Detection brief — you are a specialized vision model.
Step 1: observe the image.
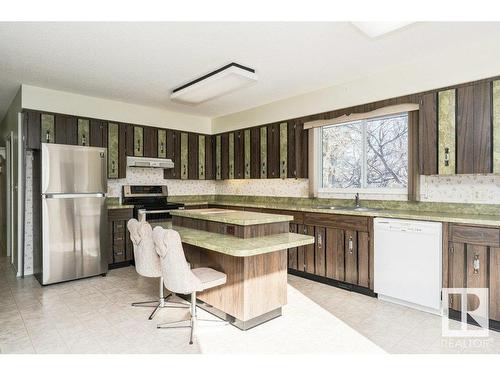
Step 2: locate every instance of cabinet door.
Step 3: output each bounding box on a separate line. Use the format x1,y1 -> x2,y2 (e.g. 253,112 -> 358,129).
143,127 -> 158,158
221,133 -> 229,180
90,120 -> 107,147
260,126 -> 267,178
457,85 -> 474,174
296,224 -> 306,272
215,135 -> 222,180
188,133 -> 198,180
158,129 -> 167,158
419,93 -> 438,175
250,127 -> 260,178
288,223 -> 298,270
41,113 -> 55,144
314,226 -> 326,277
472,81 -> 492,174
133,126 -> 144,156
357,231 -> 370,288
448,242 -> 465,311
344,230 -> 358,285
234,130 -> 244,179
466,245 -> 488,312
107,122 -> 119,179
77,119 -> 90,146
326,228 -> 344,281
26,111 -> 41,149
228,132 -> 235,179
267,123 -> 280,178
279,122 -> 288,179
438,89 -> 456,175
198,135 -> 205,180
305,225 -> 315,274
180,132 -> 189,180
205,135 -> 214,180
244,129 -> 251,179
55,115 -> 77,145
490,247 -> 500,321
164,130 -> 180,179
493,80 -> 500,173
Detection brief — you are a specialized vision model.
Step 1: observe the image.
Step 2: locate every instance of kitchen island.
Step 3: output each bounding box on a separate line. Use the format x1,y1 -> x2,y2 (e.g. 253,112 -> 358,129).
158,208 -> 315,330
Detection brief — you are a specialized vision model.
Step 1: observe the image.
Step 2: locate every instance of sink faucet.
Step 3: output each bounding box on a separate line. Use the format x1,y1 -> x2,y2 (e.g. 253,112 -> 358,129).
355,193 -> 360,208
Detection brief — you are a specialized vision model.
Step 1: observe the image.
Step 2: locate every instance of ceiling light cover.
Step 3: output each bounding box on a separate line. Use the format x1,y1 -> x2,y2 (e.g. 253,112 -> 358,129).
171,63 -> 258,104
352,22 -> 414,38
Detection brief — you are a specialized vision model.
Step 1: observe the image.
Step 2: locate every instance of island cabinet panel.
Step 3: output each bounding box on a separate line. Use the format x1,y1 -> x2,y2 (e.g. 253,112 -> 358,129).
250,127 -> 261,178
325,228 -> 345,281
234,130 -> 245,179
89,119 -> 107,148
314,227 -> 326,277
221,133 -> 229,180
215,135 -> 222,180
164,130 -> 181,179
158,129 -> 167,158
418,92 -> 438,175
143,126 -> 158,158
267,123 -> 280,178
490,248 -> 500,321
55,114 -> 78,145
244,129 -> 251,179
288,223 -> 298,270
133,126 -> 144,157
77,119 -> 90,146
180,132 -> 189,180
188,133 -> 198,180
344,230 -> 358,285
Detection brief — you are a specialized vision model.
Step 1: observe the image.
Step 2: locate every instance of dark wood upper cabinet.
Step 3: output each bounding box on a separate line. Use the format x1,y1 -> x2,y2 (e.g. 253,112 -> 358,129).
250,127 -> 260,178
55,115 -> 78,145
267,123 -> 280,178
287,120 -> 308,178
25,110 -> 41,150
205,135 -> 214,180
457,85 -> 475,174
90,119 -> 107,148
419,92 -> 438,175
125,124 -> 134,156
143,126 -> 158,158
188,133 -> 199,180
164,130 -> 180,179
118,123 -> 127,178
133,126 -> 144,157
221,133 -> 229,180
234,130 -> 245,179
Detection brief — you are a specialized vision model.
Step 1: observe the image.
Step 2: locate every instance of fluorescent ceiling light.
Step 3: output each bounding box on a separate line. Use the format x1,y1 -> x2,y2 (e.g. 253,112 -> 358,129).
171,63 -> 258,104
351,22 -> 414,38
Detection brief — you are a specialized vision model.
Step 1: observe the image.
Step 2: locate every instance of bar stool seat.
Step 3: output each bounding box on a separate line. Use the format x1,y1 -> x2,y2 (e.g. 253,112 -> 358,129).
191,268 -> 226,290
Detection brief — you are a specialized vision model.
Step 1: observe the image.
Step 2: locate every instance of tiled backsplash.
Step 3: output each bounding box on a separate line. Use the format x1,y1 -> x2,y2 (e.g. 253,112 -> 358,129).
107,167 -> 500,204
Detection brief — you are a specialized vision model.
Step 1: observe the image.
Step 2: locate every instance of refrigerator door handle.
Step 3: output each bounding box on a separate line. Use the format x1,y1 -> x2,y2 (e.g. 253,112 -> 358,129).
42,193 -> 106,199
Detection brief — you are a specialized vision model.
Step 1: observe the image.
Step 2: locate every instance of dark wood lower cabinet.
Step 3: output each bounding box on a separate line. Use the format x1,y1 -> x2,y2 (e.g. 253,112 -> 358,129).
107,208 -> 134,268
314,227 -> 326,277
344,230 -> 358,285
326,228 -> 344,281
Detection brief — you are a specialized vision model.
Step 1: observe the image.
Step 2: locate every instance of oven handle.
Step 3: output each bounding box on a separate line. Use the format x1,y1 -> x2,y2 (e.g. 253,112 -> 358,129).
137,208 -> 182,222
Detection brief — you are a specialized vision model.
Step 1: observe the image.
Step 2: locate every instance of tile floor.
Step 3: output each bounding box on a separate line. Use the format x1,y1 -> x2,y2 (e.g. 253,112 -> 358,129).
1,257 -> 499,354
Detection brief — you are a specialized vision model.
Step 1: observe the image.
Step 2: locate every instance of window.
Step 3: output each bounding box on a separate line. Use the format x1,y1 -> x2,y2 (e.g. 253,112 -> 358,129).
319,113 -> 408,194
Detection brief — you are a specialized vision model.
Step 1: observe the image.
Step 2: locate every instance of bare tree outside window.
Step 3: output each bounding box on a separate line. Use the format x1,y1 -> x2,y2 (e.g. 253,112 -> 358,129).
321,114 -> 408,191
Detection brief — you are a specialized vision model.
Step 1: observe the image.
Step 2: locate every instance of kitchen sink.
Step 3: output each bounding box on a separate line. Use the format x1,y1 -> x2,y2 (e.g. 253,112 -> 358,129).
320,206 -> 377,212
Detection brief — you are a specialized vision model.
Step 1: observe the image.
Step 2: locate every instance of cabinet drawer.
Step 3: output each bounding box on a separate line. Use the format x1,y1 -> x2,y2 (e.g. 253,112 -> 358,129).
113,221 -> 125,233
450,224 -> 500,247
113,246 -> 126,262
304,212 -> 368,232
260,208 -> 304,224
108,208 -> 133,222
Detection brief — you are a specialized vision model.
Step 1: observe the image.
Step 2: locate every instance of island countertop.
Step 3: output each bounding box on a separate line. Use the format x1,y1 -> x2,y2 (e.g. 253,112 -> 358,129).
170,208 -> 294,226
154,221 -> 314,257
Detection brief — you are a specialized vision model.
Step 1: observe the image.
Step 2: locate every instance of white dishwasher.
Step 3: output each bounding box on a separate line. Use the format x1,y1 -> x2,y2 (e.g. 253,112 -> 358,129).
374,218 -> 442,315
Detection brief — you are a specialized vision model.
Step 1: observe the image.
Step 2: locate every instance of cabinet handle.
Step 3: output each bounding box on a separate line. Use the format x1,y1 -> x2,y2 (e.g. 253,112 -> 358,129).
115,236 -> 123,241
46,130 -> 51,143
111,160 -> 116,174
348,236 -> 353,254
183,165 -> 186,175
82,134 -> 86,146
317,234 -> 322,247
444,147 -> 450,167
473,254 -> 480,274
246,163 -> 249,176
282,160 -> 286,178
160,142 -> 164,153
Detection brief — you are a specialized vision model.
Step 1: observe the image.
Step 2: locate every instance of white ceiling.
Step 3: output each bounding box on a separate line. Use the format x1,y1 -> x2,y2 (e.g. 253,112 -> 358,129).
1,22 -> 500,121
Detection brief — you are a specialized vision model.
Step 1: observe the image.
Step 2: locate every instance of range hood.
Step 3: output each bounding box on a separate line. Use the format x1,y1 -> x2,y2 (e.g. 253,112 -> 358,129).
127,156 -> 174,169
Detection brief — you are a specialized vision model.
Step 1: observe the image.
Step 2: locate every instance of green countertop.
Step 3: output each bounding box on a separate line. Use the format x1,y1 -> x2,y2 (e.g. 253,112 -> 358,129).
168,196 -> 500,227
153,221 -> 314,256
170,208 -> 294,226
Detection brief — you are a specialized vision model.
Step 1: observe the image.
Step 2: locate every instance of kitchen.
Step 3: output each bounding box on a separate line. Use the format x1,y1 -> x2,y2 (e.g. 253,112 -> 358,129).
1,17 -> 500,363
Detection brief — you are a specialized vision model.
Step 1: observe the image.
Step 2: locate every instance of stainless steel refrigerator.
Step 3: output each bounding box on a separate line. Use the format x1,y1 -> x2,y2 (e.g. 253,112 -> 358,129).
38,143 -> 108,285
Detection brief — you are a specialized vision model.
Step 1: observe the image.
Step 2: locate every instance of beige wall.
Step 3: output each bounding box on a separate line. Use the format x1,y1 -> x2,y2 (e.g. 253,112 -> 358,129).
21,85 -> 212,134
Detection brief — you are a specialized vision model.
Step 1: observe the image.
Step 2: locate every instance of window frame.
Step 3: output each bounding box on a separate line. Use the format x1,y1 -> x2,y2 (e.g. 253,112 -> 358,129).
314,112 -> 409,198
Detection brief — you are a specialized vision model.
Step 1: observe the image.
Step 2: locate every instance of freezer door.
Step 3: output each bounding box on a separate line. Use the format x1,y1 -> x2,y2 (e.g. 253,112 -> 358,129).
42,143 -> 107,194
41,195 -> 108,285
